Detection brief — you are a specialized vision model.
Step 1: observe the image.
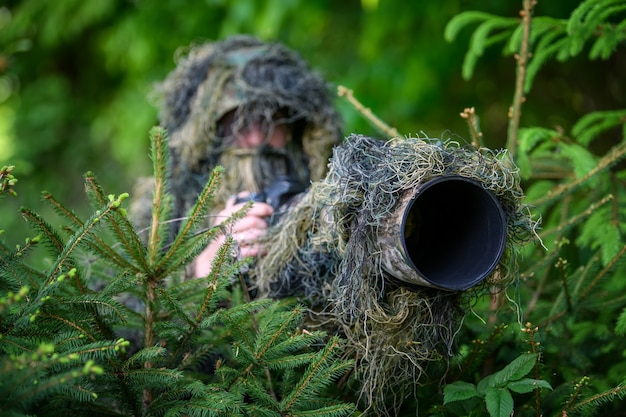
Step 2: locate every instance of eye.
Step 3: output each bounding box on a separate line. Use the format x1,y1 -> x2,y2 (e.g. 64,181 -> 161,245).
216,110 -> 236,138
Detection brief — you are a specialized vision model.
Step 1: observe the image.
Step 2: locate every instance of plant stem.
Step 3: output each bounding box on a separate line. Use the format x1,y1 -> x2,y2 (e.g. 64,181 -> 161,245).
507,0 -> 535,159
143,279 -> 156,411
460,107 -> 483,148
338,85 -> 400,138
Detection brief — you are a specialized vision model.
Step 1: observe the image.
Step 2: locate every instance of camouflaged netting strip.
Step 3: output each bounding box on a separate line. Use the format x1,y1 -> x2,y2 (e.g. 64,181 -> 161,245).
254,134 -> 539,414
154,35 -> 343,222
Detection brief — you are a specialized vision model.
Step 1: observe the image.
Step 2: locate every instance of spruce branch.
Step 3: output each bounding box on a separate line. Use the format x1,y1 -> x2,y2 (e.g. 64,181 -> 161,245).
40,191 -> 140,273
148,126 -> 170,267
255,304 -> 304,359
41,311 -> 99,343
21,207 -> 66,255
83,173 -> 148,272
42,197 -> 126,286
568,384 -> 626,415
194,236 -> 237,324
578,243 -> 626,301
0,236 -> 44,289
165,236 -> 241,368
157,165 -> 223,275
555,257 -> 572,312
0,165 -> 18,197
538,194 -> 613,239
532,140 -> 626,206
280,336 -> 352,412
560,376 -> 591,415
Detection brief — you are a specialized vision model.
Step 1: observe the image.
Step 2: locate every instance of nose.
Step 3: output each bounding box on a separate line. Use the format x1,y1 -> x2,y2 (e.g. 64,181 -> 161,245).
238,123 -> 265,147
236,122 -> 289,149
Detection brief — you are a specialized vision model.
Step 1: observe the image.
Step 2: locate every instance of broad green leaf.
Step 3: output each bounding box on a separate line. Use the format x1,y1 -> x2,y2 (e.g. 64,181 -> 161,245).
492,353 -> 538,386
485,387 -> 514,417
443,381 -> 479,404
507,378 -> 552,394
477,374 -> 494,395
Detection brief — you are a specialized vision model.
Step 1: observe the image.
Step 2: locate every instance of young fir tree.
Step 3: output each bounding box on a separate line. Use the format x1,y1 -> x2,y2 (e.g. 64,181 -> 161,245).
0,128 -> 355,417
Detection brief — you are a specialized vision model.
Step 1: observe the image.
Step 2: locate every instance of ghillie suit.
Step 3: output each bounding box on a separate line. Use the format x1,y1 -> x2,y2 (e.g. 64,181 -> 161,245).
253,134 -> 538,415
131,35 -> 343,234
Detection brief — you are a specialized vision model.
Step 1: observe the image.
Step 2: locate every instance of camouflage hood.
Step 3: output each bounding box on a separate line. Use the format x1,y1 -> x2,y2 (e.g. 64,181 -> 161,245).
154,35 -> 343,214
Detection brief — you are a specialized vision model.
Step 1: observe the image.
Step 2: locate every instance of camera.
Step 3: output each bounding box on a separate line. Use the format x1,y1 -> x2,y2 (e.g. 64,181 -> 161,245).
234,175 -> 307,225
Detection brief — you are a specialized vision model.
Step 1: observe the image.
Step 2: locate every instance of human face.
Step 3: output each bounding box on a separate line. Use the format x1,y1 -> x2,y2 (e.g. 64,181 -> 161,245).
235,121 -> 289,149
217,110 -> 290,150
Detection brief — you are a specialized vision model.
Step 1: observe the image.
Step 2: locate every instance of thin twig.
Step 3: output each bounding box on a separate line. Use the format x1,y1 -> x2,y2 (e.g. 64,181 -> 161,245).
459,107 -> 483,148
533,141 -> 626,206
507,0 -> 536,158
337,85 -> 401,138
539,194 -> 613,239
578,244 -> 626,301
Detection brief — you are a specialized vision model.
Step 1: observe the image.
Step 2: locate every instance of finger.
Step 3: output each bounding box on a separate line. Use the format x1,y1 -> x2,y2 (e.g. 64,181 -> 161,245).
245,202 -> 274,217
237,242 -> 267,258
225,192 -> 250,209
230,216 -> 269,233
215,200 -> 273,226
232,227 -> 267,245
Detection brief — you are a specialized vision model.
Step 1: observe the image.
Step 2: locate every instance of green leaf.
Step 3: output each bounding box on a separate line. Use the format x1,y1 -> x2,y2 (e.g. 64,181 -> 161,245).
444,11 -> 496,42
558,142 -> 598,179
477,374 -> 494,395
485,387 -> 514,417
507,378 -> 552,394
443,381 -> 479,404
571,109 -> 626,146
524,28 -> 568,91
517,127 -> 562,178
600,225 -> 623,266
492,353 -> 538,386
576,206 -> 624,266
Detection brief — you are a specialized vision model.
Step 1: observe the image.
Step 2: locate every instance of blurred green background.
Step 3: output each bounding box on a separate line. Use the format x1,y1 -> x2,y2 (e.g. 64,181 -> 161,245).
0,0 -> 622,245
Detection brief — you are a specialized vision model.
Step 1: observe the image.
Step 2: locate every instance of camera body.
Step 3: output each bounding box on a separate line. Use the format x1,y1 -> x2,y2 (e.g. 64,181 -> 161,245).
234,175 -> 307,224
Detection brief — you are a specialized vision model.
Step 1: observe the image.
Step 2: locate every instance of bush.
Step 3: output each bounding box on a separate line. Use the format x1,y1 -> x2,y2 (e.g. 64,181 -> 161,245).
2,1 -> 626,416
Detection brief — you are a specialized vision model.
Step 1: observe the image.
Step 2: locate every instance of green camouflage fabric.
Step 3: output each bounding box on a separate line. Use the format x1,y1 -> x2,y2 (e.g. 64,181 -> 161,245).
154,35 -> 343,225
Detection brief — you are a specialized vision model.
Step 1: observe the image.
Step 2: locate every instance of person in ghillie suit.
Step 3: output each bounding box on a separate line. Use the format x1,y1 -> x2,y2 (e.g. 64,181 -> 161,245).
131,35 -> 343,275
132,34 -> 538,416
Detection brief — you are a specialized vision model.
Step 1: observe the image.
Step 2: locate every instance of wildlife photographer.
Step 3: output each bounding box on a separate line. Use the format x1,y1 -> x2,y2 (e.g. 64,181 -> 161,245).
148,35 -> 343,280
132,34 -> 536,415
129,33 -> 345,325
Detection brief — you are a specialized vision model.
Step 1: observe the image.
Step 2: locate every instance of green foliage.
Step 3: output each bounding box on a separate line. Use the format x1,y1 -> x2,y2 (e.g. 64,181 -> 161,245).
446,0 -> 626,90
0,127 -> 355,416
444,353 -> 552,417
0,165 -> 17,198
444,11 -> 519,80
2,0 -> 626,416
436,0 -> 626,416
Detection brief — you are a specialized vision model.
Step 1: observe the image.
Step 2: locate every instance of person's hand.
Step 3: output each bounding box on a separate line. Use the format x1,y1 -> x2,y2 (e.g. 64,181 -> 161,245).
193,194 -> 273,277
